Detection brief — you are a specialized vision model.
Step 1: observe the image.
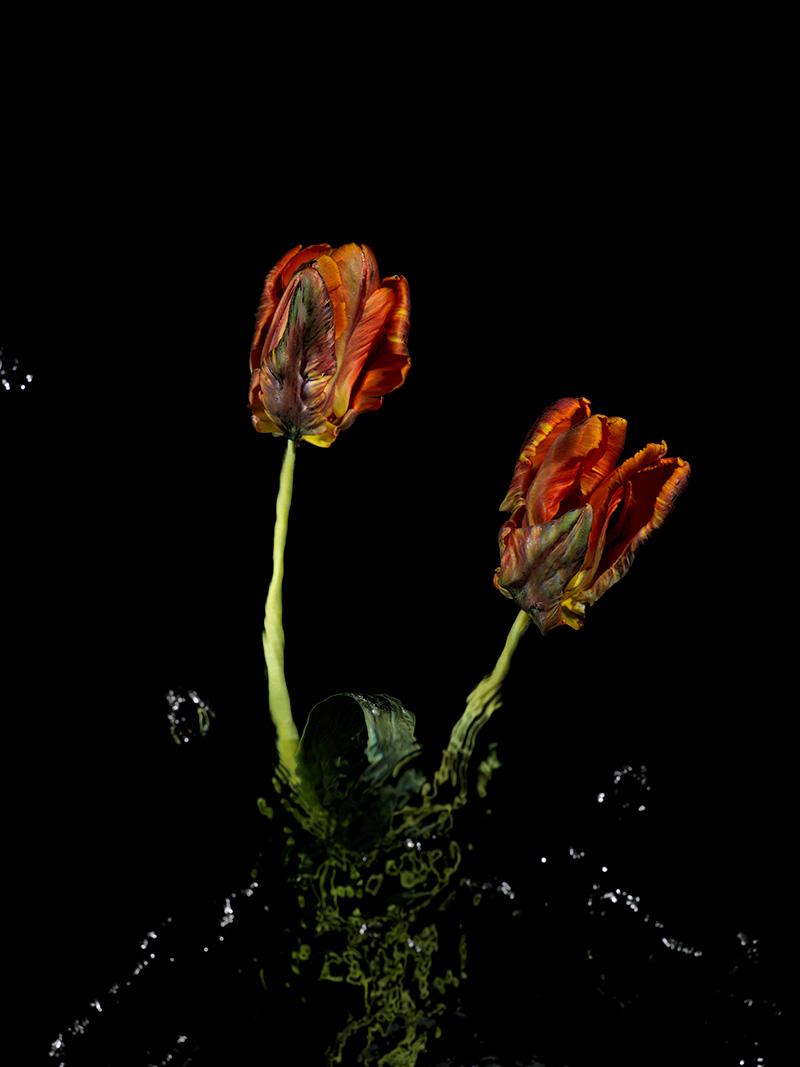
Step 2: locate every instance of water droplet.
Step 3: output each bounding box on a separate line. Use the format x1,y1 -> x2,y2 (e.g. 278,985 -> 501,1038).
220,897 -> 235,927
0,346 -> 33,393
661,935 -> 703,957
166,687 -> 215,745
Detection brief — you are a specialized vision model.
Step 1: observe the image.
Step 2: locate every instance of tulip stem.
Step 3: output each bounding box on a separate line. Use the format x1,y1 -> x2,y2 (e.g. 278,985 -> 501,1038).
435,610 -> 532,790
263,437 -> 299,776
482,609 -> 532,692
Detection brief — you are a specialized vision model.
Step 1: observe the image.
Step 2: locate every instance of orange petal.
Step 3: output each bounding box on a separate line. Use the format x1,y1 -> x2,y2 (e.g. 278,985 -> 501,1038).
379,275 -> 411,354
328,244 -> 380,362
330,287 -> 395,419
499,398 -> 592,514
347,275 -> 411,417
312,253 -> 347,340
528,414 -> 625,525
359,245 -> 381,299
565,483 -> 625,596
250,245 -> 301,373
582,440 -> 666,549
279,243 -> 332,289
591,440 -> 669,503
556,415 -> 627,580
579,416 -> 627,497
582,455 -> 691,605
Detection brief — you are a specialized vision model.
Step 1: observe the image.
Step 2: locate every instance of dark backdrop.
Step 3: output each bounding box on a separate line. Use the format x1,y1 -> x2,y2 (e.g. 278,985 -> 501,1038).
2,146 -> 787,1063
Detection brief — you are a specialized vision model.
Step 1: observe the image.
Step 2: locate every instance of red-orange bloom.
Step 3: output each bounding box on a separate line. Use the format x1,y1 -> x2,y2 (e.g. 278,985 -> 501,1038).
248,243 -> 410,447
493,397 -> 690,634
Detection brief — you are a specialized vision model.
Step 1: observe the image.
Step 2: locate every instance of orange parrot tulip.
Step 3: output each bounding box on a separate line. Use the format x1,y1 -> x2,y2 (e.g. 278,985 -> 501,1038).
248,243 -> 410,447
494,397 -> 690,634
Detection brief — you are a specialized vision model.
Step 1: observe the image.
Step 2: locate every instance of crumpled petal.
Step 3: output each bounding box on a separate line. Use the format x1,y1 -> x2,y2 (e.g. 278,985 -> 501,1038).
493,506 -> 593,634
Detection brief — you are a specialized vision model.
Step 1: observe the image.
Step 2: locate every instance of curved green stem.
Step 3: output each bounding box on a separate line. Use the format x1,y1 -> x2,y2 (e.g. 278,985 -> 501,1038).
263,438 -> 299,775
435,610 -> 532,789
472,608 -> 532,698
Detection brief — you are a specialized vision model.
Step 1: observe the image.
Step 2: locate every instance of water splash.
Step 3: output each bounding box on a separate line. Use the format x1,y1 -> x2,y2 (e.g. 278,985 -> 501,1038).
48,917 -> 178,1063
46,724 -> 785,1066
568,764 -> 783,1064
165,689 -> 215,745
261,688 -> 522,1066
46,865 -> 267,1065
606,762 -> 651,813
148,1032 -> 191,1066
0,345 -> 33,392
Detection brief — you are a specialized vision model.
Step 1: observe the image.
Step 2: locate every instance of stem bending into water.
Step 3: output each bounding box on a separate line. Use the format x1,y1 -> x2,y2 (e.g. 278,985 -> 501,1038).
435,609 -> 532,790
263,437 -> 299,775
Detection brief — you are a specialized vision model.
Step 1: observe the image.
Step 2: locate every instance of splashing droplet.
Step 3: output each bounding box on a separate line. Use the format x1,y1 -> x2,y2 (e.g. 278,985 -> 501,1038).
0,346 -> 34,393
166,688 -> 215,745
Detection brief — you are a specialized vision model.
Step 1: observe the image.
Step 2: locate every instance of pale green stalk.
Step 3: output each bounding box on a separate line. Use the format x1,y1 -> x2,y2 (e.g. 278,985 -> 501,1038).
263,438 -> 299,775
435,610 -> 532,789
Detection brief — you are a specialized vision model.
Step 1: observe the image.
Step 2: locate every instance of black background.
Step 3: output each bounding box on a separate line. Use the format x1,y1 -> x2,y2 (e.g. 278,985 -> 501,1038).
1,100 -> 789,1063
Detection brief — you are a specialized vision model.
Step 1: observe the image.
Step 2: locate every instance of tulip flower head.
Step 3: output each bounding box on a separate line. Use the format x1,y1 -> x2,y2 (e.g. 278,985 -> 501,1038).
494,397 -> 690,634
248,243 -> 410,447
